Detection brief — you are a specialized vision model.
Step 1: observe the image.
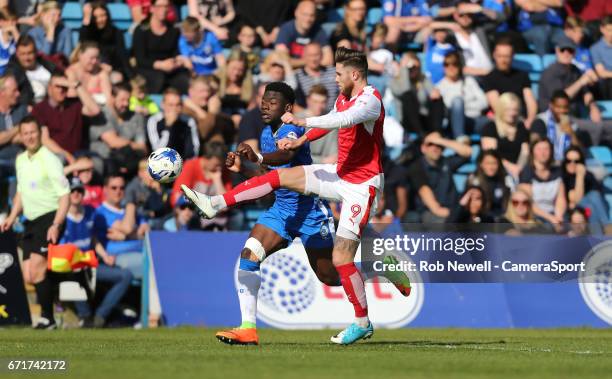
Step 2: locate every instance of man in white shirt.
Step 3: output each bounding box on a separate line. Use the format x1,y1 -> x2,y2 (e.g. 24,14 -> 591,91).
6,35 -> 54,105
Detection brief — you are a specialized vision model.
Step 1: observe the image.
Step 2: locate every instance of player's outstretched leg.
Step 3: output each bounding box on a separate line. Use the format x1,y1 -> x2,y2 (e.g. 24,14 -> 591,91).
360,255 -> 412,297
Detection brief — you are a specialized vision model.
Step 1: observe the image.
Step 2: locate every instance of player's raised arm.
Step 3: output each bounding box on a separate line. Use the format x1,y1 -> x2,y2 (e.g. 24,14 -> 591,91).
303,92 -> 381,129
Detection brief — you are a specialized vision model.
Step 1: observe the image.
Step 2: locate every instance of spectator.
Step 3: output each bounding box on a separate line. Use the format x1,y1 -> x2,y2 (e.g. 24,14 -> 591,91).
294,43 -> 338,112
237,81 -> 267,152
561,145 -> 609,230
178,16 -> 225,76
481,92 -> 530,179
231,24 -> 261,73
500,189 -> 545,235
295,84 -> 337,164
132,0 -> 190,94
257,50 -> 297,90
407,131 -> 472,223
563,16 -> 593,73
367,24 -> 396,94
7,35 -> 55,105
389,51 -> 443,136
171,140 -> 231,230
590,16 -> 612,100
234,0 -> 291,48
65,42 -> 113,106
0,74 -> 27,176
129,75 -> 160,116
27,1 -> 72,61
60,177 -> 134,329
422,27 -> 455,85
368,193 -> 403,236
125,159 -> 165,224
93,173 -> 148,280
70,156 -> 104,208
436,52 -> 489,138
275,0 -> 333,68
1,116 -> 70,329
330,0 -> 367,52
382,0 -> 432,47
467,150 -> 511,218
518,138 -> 567,229
567,206 -> 589,237
32,72 -> 101,162
0,9 -> 18,75
564,0 -> 612,40
127,0 -> 178,26
163,195 -> 196,232
515,0 -> 565,56
382,157 -> 409,221
532,90 -> 582,161
187,0 -> 235,41
80,1 -> 132,81
147,87 -> 200,161
482,38 -> 538,127
217,50 -> 253,126
448,186 -> 495,223
89,82 -> 147,176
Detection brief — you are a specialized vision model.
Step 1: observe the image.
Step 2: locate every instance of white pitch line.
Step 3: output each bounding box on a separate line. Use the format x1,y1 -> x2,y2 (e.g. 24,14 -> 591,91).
412,343 -> 607,355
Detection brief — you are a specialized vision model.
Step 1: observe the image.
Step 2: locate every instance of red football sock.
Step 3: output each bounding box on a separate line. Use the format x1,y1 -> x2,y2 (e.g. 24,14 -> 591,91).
223,170 -> 281,207
336,263 -> 368,317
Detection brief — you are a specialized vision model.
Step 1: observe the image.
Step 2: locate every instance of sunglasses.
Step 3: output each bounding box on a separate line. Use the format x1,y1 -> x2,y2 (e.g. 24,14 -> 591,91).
109,185 -> 125,191
443,61 -> 459,67
560,47 -> 575,54
511,199 -> 529,206
565,159 -> 581,164
178,204 -> 194,210
71,188 -> 84,194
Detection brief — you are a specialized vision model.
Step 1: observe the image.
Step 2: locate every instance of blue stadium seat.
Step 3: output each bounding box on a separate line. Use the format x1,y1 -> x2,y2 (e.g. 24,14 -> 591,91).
603,176 -> 612,193
605,194 -> 612,220
71,30 -> 79,47
589,146 -> 612,167
528,72 -> 541,82
542,54 -> 556,69
512,54 -> 542,73
367,7 -> 383,25
597,101 -> 612,120
124,32 -> 132,50
453,174 -> 468,193
470,145 -> 480,162
457,163 -> 476,174
469,134 -> 481,143
149,94 -> 163,108
180,4 -> 188,20
321,22 -> 337,37
531,83 -> 539,98
108,3 -> 132,30
61,2 -> 83,30
326,7 -> 344,23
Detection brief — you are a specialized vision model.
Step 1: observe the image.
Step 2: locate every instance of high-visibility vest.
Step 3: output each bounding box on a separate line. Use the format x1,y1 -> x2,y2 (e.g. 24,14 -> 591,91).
47,244 -> 99,273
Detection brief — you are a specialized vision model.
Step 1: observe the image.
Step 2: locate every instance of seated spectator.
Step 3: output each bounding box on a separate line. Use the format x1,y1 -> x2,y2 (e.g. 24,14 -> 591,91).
147,88 -> 200,161
66,42 -> 113,106
382,157 -> 409,221
217,50 -> 253,126
7,35 -> 55,105
295,85 -> 337,164
538,37 -> 601,123
127,0 -> 178,27
382,0 -> 432,47
422,26 -> 455,85
567,207 -> 589,237
481,92 -> 529,179
519,138 -> 566,229
515,0 -> 565,56
482,38 -> 538,127
467,150 -> 511,218
564,0 -> 611,40
233,0 -> 291,48
125,159 -> 166,225
257,50 -> 297,90
0,9 -> 18,75
187,0 -> 235,41
563,16 -> 593,73
590,16 -> 612,100
89,82 -> 147,176
171,141 -> 231,230
178,16 -> 225,76
294,43 -> 338,112
499,189 -> 547,235
366,24 -> 395,95
80,1 -> 132,81
129,75 -> 160,116
448,186 -> 495,223
532,90 -> 582,161
275,0 -> 333,68
163,195 -> 196,232
231,24 -> 261,73
69,156 -> 104,208
389,52 -> 443,136
561,145 -> 609,231
60,177 -> 133,328
93,173 -> 149,280
132,0 -> 190,94
330,0 -> 367,52
407,131 -> 472,223
27,1 -> 72,62
237,81 -> 267,152
0,74 -> 27,177
32,72 -> 101,163
436,52 -> 489,138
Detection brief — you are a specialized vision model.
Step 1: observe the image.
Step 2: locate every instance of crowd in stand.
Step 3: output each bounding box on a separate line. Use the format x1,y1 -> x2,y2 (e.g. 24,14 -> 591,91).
0,0 -> 611,326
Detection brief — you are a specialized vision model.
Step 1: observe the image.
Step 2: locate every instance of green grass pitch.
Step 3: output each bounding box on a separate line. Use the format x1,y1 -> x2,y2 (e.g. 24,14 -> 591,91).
0,328 -> 611,379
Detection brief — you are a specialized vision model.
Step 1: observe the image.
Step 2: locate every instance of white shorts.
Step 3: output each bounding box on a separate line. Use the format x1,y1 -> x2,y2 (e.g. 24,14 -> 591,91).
303,164 -> 383,240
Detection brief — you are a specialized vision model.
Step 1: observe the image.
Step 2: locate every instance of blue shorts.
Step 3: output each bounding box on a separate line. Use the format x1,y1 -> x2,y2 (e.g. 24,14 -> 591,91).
256,199 -> 335,249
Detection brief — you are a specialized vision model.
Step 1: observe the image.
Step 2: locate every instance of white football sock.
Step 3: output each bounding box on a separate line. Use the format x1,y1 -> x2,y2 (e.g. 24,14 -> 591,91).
237,259 -> 261,327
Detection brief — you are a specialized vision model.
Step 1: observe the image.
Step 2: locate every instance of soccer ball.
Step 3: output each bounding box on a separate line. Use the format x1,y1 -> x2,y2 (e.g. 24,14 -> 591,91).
147,147 -> 183,183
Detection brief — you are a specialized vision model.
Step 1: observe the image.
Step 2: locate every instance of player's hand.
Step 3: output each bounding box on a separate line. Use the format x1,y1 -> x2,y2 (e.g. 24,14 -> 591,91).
235,143 -> 258,163
46,223 -> 60,244
226,151 -> 242,172
278,137 -> 304,151
281,112 -> 306,127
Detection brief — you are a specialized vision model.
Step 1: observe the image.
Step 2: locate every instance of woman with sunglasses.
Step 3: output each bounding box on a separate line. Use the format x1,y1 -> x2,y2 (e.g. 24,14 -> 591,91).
561,145 -> 609,233
467,150 -> 511,218
518,138 -> 567,232
498,189 -> 548,235
435,51 -> 489,138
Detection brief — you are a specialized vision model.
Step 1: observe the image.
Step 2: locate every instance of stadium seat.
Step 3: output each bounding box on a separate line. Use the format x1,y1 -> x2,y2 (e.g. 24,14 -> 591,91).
367,7 -> 383,26
108,3 -> 132,30
605,194 -> 612,220
457,163 -> 476,174
326,7 -> 344,23
124,32 -> 132,50
531,83 -> 539,98
149,94 -> 163,108
71,30 -> 79,47
180,4 -> 188,20
453,174 -> 468,193
589,146 -> 612,167
321,22 -> 337,37
61,2 -> 83,30
470,145 -> 480,162
597,101 -> 612,120
542,54 -> 556,69
603,176 -> 612,193
512,54 -> 542,73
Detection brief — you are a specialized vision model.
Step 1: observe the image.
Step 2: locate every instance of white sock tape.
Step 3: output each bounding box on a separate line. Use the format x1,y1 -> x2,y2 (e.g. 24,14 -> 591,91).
244,237 -> 266,262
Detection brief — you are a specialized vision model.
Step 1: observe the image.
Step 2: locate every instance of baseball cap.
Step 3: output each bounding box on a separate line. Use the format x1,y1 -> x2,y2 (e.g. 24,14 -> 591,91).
70,177 -> 84,191
175,195 -> 190,208
556,36 -> 577,50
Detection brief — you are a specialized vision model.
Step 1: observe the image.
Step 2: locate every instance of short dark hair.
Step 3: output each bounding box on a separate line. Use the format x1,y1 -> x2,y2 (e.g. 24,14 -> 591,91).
265,81 -> 295,104
551,89 -> 570,103
308,84 -> 328,98
103,172 -> 125,186
202,141 -> 227,160
335,47 -> 368,75
18,115 -> 41,131
163,87 -> 181,98
112,82 -> 132,96
494,37 -> 514,50
16,35 -> 36,50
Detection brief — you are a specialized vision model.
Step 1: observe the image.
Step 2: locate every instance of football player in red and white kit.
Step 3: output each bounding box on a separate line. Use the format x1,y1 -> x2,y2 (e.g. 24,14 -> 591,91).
182,47 -> 411,345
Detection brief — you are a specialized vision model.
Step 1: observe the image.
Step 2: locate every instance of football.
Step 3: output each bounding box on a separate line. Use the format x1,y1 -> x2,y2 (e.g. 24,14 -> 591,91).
147,147 -> 183,183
